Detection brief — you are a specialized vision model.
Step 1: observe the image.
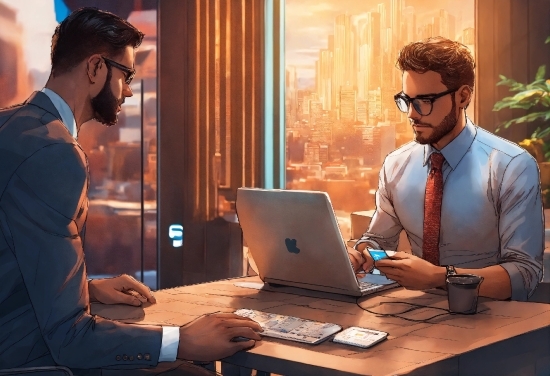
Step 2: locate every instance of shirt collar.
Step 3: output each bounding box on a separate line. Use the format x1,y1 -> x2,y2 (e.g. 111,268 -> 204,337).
423,117 -> 477,169
40,88 -> 78,139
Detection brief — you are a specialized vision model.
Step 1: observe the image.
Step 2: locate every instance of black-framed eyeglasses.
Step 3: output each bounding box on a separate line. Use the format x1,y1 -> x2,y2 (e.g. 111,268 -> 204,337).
394,87 -> 458,116
101,56 -> 136,85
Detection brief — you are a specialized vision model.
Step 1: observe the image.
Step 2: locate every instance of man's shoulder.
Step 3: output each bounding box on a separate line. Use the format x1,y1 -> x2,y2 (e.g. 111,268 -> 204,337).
473,126 -> 526,159
0,98 -> 80,188
1,97 -> 57,125
0,101 -> 26,123
0,99 -> 74,148
384,140 -> 422,164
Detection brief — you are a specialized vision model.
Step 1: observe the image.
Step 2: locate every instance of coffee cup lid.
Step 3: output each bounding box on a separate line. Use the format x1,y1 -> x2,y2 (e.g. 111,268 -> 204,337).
446,274 -> 483,285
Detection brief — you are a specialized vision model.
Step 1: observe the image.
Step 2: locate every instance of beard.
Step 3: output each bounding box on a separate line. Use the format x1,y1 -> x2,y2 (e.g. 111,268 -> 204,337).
91,66 -> 121,126
413,95 -> 457,145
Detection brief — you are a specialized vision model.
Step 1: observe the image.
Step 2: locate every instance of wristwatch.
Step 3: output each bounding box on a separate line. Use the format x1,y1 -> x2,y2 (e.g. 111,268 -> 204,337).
446,265 -> 457,277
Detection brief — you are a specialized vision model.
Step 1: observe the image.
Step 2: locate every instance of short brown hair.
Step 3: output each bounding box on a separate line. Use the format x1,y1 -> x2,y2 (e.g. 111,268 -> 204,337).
396,37 -> 475,91
51,7 -> 144,76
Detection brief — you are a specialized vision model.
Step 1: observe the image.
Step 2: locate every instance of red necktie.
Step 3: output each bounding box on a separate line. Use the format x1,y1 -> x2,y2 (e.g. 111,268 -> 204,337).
423,152 -> 445,266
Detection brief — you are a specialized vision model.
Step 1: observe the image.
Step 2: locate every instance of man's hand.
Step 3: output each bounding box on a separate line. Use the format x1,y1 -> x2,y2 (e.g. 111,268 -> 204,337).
347,246 -> 374,274
177,312 -> 263,361
375,252 -> 445,290
88,274 -> 156,306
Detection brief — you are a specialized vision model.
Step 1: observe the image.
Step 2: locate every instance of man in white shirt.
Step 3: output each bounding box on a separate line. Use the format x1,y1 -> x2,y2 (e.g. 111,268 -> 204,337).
0,7 -> 261,375
348,37 -> 544,301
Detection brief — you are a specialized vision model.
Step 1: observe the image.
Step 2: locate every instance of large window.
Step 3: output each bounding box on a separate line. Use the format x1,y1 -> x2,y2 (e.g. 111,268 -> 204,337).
0,0 -> 159,289
285,0 -> 475,240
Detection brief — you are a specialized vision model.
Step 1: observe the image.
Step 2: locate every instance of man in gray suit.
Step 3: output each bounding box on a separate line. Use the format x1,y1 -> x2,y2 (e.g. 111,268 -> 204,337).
0,7 -> 261,375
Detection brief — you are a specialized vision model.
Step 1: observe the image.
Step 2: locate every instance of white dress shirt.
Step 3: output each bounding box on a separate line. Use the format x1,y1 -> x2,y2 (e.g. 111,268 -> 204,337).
41,88 -> 180,361
356,118 -> 544,301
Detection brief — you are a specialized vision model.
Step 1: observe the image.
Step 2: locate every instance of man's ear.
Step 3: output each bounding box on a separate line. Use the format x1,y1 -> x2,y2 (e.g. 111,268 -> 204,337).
86,54 -> 104,84
458,85 -> 472,109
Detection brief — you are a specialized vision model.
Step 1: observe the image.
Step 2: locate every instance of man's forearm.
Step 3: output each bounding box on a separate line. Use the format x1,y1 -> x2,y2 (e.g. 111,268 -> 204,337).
431,265 -> 512,300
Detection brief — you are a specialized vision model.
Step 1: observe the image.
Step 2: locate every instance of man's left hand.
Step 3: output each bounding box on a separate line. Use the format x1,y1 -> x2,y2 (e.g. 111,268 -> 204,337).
88,274 -> 156,306
375,252 -> 445,290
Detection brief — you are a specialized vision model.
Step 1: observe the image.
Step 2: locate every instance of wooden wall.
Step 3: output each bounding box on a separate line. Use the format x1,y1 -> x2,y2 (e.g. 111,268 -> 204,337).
158,0 -> 264,288
476,0 -> 550,142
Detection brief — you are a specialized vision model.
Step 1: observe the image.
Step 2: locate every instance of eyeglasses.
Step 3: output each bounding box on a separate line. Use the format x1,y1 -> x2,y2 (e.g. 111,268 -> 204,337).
394,87 -> 458,116
101,56 -> 136,85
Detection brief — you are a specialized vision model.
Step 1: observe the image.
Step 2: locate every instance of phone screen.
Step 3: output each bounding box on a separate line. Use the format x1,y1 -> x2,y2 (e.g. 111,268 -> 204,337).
367,249 -> 396,261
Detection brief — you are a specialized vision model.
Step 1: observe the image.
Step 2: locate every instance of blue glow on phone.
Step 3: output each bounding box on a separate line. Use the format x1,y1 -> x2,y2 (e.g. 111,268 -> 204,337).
368,250 -> 389,261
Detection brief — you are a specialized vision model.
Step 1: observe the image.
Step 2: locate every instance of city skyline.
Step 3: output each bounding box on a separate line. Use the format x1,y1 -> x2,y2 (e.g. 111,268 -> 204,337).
286,0 -> 475,90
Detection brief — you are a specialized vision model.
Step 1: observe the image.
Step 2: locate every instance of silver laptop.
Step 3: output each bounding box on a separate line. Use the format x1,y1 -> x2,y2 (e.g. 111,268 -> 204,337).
236,188 -> 399,297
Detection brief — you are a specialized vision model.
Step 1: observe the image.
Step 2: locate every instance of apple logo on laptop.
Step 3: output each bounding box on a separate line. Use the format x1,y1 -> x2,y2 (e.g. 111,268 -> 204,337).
285,238 -> 300,254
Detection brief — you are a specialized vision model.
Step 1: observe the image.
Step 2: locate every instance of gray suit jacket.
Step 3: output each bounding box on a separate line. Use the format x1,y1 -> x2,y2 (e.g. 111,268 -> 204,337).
0,92 -> 163,370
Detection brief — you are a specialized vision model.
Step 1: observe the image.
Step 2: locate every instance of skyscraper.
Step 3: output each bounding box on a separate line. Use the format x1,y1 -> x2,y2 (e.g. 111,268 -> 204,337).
357,100 -> 368,125
434,9 -> 456,39
366,12 -> 381,91
403,6 -> 416,43
363,126 -> 382,166
318,49 -> 333,110
358,44 -> 369,99
391,0 -> 404,47
333,14 -> 353,115
286,66 -> 298,124
463,27 -> 475,45
339,84 -> 357,122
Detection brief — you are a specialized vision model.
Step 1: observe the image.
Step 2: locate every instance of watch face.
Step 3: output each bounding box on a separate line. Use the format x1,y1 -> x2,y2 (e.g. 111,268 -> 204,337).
446,265 -> 456,276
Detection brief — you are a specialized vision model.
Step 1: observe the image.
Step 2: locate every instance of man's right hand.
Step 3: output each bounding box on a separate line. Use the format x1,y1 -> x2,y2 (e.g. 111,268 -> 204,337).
347,245 -> 374,274
177,312 -> 263,362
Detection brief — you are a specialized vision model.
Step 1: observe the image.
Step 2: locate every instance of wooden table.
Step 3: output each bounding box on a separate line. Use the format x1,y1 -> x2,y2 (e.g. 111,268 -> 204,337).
91,276 -> 550,376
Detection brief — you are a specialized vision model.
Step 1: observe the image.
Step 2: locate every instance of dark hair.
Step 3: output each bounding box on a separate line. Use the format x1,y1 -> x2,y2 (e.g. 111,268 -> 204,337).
396,37 -> 475,91
50,7 -> 144,76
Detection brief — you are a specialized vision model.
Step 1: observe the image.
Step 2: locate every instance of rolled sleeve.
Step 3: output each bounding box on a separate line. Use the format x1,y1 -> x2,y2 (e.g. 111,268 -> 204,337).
499,153 -> 544,301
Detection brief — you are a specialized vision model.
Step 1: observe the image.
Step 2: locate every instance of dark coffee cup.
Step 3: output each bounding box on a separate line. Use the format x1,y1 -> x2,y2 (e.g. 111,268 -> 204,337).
446,274 -> 484,314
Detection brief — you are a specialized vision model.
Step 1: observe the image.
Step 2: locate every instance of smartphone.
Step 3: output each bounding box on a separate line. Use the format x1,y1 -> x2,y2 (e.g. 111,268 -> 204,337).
333,326 -> 388,348
366,249 -> 396,261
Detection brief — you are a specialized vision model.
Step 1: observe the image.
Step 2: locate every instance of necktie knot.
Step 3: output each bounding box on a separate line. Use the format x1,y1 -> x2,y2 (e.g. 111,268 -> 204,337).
430,153 -> 445,171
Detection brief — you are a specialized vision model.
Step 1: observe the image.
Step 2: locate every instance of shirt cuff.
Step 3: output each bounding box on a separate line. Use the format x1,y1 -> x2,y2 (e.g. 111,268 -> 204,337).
499,262 -> 531,301
158,326 -> 180,362
354,238 -> 381,250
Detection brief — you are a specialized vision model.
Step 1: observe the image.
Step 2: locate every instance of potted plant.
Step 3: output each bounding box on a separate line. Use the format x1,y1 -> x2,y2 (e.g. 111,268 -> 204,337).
493,36 -> 550,204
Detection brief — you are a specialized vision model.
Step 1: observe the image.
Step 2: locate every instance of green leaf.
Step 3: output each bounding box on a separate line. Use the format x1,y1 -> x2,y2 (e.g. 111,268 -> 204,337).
493,97 -> 523,111
507,111 -> 550,128
525,80 -> 548,91
510,89 -> 544,106
535,65 -> 546,81
493,92 -> 542,110
501,119 -> 516,128
535,126 -> 550,139
496,75 -> 513,85
546,36 -> 550,44
496,75 -> 522,89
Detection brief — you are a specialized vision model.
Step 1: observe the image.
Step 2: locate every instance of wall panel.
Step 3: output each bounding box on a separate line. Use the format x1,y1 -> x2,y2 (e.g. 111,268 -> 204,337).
476,0 -> 550,142
158,0 -> 264,288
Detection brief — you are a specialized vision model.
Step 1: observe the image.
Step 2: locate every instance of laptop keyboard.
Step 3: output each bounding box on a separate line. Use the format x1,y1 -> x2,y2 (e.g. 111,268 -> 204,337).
359,281 -> 385,292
